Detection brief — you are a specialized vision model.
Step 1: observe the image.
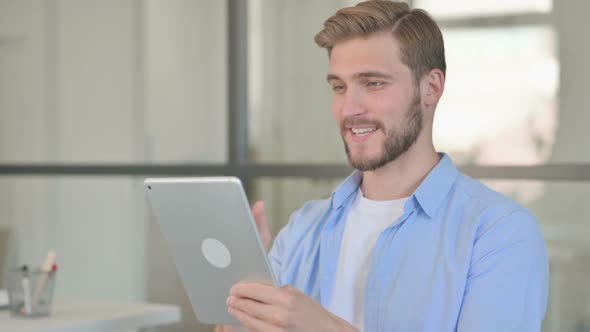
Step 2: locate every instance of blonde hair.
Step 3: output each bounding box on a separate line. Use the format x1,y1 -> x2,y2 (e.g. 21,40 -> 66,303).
314,0 -> 445,83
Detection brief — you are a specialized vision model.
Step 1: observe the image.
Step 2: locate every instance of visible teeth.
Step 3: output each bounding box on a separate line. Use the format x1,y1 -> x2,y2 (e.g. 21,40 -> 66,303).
352,128 -> 376,135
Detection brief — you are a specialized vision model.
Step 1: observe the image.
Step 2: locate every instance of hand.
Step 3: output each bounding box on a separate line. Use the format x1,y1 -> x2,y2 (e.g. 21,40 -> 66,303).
227,281 -> 357,332
252,201 -> 271,251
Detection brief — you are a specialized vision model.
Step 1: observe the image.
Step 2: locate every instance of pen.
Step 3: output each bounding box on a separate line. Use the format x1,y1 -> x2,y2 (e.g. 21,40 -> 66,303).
21,265 -> 32,315
31,250 -> 57,307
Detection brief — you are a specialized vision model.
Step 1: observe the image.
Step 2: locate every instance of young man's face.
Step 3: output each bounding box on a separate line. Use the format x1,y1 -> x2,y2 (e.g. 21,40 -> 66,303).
327,32 -> 423,171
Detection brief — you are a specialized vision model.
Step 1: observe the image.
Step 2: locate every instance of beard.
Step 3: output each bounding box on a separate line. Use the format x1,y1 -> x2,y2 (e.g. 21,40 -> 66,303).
342,94 -> 423,172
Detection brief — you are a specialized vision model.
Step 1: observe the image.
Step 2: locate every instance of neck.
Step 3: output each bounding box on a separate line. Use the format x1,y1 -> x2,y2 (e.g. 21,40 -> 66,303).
360,143 -> 440,201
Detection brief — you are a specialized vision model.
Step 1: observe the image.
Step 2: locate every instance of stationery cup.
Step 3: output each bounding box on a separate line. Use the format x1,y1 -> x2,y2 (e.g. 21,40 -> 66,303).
6,267 -> 57,317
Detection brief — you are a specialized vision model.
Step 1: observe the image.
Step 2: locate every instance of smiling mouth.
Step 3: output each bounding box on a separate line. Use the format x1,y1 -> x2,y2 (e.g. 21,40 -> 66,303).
351,127 -> 377,136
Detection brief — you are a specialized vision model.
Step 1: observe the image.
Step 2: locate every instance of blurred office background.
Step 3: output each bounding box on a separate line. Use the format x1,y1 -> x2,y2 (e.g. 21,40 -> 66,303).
0,0 -> 588,331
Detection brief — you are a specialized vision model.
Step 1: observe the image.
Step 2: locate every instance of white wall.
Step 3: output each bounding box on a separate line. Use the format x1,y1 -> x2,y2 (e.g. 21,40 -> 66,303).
143,0 -> 227,164
0,0 -> 146,302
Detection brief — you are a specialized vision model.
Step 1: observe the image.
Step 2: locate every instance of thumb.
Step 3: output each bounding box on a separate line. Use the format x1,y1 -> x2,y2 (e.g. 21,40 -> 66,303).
252,201 -> 271,251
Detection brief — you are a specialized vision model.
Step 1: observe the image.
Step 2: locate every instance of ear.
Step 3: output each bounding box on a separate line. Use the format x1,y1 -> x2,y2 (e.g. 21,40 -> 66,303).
420,68 -> 445,108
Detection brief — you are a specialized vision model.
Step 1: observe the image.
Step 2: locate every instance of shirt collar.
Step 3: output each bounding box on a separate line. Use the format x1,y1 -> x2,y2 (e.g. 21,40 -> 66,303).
331,153 -> 458,218
331,170 -> 363,210
412,153 -> 458,218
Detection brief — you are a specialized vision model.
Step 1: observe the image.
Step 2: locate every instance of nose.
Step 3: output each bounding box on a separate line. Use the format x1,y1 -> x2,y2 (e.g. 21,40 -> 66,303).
341,87 -> 366,118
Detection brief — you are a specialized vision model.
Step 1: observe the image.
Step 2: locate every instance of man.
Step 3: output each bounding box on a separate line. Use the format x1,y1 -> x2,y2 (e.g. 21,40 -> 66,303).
223,1 -> 549,331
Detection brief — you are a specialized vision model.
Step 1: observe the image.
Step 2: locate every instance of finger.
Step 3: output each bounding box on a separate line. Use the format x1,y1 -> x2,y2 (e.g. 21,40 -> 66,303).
230,281 -> 284,306
251,201 -> 271,251
228,296 -> 287,327
228,306 -> 279,332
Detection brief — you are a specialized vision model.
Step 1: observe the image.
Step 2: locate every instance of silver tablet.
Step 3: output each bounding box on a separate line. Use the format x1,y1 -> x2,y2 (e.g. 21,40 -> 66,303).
144,177 -> 277,325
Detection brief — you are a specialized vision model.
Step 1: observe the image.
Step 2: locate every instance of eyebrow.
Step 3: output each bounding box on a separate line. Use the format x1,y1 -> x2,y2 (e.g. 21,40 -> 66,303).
326,71 -> 394,82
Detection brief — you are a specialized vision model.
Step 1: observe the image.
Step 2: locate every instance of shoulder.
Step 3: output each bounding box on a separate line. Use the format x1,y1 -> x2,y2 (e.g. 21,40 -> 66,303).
451,173 -> 540,241
453,173 -> 520,211
277,197 -> 333,241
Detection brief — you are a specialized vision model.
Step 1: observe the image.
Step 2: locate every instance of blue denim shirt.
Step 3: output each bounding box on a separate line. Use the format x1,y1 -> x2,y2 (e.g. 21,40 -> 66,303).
268,154 -> 549,331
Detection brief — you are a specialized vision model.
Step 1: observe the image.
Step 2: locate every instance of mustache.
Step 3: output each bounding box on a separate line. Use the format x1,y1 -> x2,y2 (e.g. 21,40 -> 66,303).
341,117 -> 384,130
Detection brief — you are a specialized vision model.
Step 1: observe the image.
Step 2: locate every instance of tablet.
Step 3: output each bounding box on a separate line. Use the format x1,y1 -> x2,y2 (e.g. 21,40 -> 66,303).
144,177 -> 277,325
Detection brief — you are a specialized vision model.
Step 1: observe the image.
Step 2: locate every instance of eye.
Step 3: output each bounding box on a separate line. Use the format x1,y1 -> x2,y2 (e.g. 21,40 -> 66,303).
331,85 -> 345,93
367,81 -> 383,87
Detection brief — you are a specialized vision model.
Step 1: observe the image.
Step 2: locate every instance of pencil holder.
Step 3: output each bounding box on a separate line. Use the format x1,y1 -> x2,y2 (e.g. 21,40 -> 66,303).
6,267 -> 57,317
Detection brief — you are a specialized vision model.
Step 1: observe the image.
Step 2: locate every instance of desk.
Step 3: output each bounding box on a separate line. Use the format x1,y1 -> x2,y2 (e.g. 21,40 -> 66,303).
0,298 -> 181,332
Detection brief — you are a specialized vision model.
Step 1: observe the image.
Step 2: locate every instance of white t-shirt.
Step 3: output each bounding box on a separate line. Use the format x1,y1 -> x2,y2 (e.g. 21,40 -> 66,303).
328,189 -> 408,331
